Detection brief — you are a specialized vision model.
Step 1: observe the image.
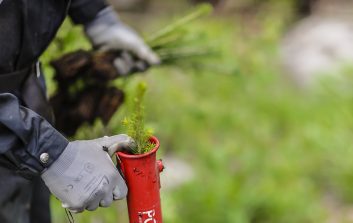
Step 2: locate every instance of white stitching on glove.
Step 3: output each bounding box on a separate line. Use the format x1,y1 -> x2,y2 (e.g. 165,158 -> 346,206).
41,134 -> 135,213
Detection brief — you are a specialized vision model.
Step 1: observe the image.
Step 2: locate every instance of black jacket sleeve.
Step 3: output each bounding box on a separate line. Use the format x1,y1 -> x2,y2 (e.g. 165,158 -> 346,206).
0,93 -> 68,174
68,0 -> 108,25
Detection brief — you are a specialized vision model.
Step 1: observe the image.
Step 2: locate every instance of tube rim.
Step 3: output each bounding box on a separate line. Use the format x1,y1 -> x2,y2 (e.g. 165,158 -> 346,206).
117,136 -> 160,158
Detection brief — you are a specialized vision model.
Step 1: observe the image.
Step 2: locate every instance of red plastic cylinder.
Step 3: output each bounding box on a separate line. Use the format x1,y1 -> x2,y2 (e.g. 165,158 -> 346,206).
117,136 -> 163,223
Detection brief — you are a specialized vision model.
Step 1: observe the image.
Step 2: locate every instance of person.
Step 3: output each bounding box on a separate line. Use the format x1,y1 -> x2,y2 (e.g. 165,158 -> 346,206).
0,0 -> 159,222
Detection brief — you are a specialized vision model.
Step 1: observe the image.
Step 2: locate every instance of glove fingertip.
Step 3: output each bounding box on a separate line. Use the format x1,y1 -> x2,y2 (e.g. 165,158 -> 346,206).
113,184 -> 128,200
86,204 -> 100,211
68,208 -> 84,214
145,53 -> 161,65
135,47 -> 160,65
105,135 -> 136,155
113,58 -> 131,76
100,196 -> 114,207
148,53 -> 161,65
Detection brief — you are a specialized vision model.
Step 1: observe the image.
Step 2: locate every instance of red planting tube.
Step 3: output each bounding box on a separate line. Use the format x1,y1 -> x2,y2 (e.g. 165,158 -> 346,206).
117,136 -> 164,223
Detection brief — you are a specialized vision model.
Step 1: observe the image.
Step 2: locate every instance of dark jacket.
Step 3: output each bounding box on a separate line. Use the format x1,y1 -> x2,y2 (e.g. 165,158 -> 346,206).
0,0 -> 107,175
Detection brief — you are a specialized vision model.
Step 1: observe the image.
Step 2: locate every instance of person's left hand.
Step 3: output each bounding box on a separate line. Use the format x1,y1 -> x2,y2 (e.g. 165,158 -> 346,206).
85,7 -> 160,75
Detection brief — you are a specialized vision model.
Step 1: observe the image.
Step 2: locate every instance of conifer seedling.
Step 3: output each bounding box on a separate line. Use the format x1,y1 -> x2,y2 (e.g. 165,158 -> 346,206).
122,82 -> 155,154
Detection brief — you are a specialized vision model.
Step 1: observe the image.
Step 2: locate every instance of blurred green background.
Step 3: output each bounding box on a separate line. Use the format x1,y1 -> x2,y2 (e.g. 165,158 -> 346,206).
42,0 -> 353,222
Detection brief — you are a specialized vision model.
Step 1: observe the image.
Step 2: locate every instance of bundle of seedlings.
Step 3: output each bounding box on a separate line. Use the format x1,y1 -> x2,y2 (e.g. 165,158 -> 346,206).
49,4 -> 213,136
147,3 -> 214,66
50,50 -> 127,136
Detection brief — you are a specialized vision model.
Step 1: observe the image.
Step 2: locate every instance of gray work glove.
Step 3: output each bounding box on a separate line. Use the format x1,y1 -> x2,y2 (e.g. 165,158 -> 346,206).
41,134 -> 135,213
85,7 -> 160,74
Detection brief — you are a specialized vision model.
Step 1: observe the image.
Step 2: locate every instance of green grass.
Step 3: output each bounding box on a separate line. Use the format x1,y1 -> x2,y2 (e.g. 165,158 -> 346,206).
43,1 -> 353,222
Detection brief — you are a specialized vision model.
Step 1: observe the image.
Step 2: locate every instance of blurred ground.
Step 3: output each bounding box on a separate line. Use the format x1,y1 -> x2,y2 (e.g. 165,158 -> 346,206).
42,0 -> 353,222
281,0 -> 353,87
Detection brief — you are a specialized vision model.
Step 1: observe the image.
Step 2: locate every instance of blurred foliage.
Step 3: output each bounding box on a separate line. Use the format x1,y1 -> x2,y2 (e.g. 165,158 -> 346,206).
42,0 -> 353,222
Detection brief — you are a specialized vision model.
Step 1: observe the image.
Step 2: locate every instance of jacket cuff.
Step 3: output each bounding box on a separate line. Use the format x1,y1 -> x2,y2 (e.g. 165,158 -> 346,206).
17,128 -> 69,174
69,0 -> 108,25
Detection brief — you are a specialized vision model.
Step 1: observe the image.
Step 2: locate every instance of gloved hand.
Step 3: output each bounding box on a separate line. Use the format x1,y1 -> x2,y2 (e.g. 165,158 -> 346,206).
85,7 -> 160,75
41,134 -> 136,213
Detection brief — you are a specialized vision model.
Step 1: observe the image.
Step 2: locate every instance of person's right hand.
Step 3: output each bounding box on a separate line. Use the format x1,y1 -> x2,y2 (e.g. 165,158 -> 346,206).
84,7 -> 160,76
41,134 -> 135,213
85,7 -> 160,66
